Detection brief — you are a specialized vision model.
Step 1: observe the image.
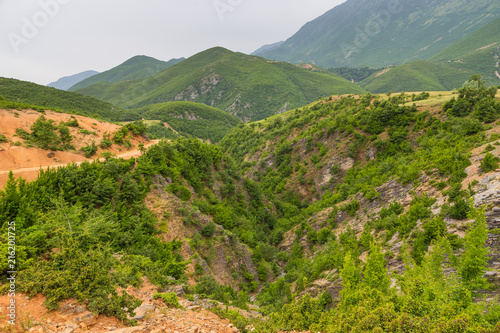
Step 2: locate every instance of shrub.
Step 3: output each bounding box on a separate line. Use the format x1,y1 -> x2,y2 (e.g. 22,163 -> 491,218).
480,153 -> 499,172
82,141 -> 98,158
317,228 -> 330,244
100,138 -> 113,149
0,134 -> 8,143
201,221 -> 216,237
152,293 -> 184,309
449,197 -> 470,220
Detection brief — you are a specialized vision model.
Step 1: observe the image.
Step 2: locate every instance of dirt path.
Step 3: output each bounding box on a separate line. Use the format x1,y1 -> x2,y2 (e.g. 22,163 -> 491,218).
0,140 -> 159,188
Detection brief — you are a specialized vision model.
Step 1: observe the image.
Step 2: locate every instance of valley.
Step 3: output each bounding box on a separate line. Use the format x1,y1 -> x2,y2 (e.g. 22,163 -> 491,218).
1,0 -> 500,332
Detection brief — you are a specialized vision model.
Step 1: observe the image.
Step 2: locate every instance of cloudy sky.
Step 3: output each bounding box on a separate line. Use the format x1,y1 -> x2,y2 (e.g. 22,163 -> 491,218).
0,0 -> 346,85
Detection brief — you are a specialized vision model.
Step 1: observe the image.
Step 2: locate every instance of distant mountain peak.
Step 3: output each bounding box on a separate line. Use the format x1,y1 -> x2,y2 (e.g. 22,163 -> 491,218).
47,70 -> 99,91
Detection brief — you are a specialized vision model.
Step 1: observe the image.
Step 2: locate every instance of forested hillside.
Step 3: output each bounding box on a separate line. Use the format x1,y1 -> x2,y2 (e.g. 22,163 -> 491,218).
123,101 -> 242,142
1,76 -> 500,332
0,78 -> 121,120
73,47 -> 366,121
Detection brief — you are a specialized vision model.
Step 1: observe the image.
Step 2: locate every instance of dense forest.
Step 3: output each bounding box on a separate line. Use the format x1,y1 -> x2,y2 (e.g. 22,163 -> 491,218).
1,76 -> 500,332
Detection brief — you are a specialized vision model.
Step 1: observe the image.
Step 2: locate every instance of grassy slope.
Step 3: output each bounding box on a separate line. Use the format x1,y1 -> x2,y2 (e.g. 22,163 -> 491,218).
431,16 -> 500,61
131,101 -> 242,142
0,77 -> 121,120
75,47 -> 367,121
257,0 -> 500,68
69,56 -> 184,91
360,61 -> 473,93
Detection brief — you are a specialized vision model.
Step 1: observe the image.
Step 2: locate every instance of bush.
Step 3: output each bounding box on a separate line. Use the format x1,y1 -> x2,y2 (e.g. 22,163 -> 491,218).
168,183 -> 192,201
152,293 -> 185,309
100,138 -> 113,149
82,141 -> 98,158
0,134 -> 8,143
317,228 -> 330,244
201,221 -> 216,237
480,153 -> 499,172
449,197 -> 470,220
19,246 -> 141,322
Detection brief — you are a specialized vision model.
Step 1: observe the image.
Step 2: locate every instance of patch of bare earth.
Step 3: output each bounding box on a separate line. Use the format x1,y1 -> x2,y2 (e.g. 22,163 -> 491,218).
0,109 -> 156,188
0,278 -> 242,333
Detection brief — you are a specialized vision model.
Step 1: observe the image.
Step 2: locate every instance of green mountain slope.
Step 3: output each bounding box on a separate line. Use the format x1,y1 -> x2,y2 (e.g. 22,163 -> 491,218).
125,101 -> 242,142
69,55 -> 184,91
0,77 -> 121,119
431,16 -> 500,61
74,47 -> 367,121
360,61 -> 473,93
256,0 -> 500,68
361,43 -> 500,94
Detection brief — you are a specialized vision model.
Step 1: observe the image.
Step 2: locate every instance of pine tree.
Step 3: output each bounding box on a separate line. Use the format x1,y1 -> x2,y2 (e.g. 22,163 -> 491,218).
459,203 -> 489,290
363,243 -> 390,293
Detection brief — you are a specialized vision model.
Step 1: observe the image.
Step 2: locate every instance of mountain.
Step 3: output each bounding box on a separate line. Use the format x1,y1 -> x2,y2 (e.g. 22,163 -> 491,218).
69,55 -> 185,91
359,60 -> 472,93
0,77 -> 121,120
73,47 -> 367,121
431,16 -> 500,62
255,0 -> 500,68
251,41 -> 285,55
47,70 -> 99,90
360,17 -> 500,94
125,101 -> 242,142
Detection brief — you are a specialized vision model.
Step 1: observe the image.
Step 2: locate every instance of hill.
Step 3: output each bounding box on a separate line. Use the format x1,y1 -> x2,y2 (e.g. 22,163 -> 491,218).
74,47 -> 367,121
255,0 -> 500,68
126,101 -> 242,142
69,55 -> 185,91
0,108 -> 152,187
360,60 -> 473,93
0,77 -> 121,120
47,70 -> 99,90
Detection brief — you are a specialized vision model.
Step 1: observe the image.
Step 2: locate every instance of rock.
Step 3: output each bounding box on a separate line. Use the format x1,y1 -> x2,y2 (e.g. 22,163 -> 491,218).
47,152 -> 55,158
187,305 -> 201,311
74,305 -> 86,314
105,326 -> 146,333
129,304 -> 156,320
72,311 -> 97,326
106,327 -> 115,331
60,327 -> 75,333
484,271 -> 497,277
150,329 -> 165,333
79,323 -> 88,330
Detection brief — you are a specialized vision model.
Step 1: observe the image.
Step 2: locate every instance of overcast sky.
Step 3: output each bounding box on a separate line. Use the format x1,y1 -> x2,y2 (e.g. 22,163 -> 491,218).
0,0 -> 346,85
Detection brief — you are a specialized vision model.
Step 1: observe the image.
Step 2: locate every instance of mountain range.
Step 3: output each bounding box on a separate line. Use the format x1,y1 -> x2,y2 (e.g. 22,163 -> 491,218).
255,0 -> 500,69
71,47 -> 366,121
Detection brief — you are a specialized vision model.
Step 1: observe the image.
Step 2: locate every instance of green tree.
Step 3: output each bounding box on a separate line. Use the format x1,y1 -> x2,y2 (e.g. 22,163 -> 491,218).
58,124 -> 73,146
30,115 -> 59,149
459,203 -> 489,290
340,252 -> 360,299
363,243 -> 390,293
481,153 -> 499,172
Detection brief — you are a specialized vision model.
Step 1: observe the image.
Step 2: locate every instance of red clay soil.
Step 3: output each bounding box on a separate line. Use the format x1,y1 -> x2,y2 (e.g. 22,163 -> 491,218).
0,109 -> 158,189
